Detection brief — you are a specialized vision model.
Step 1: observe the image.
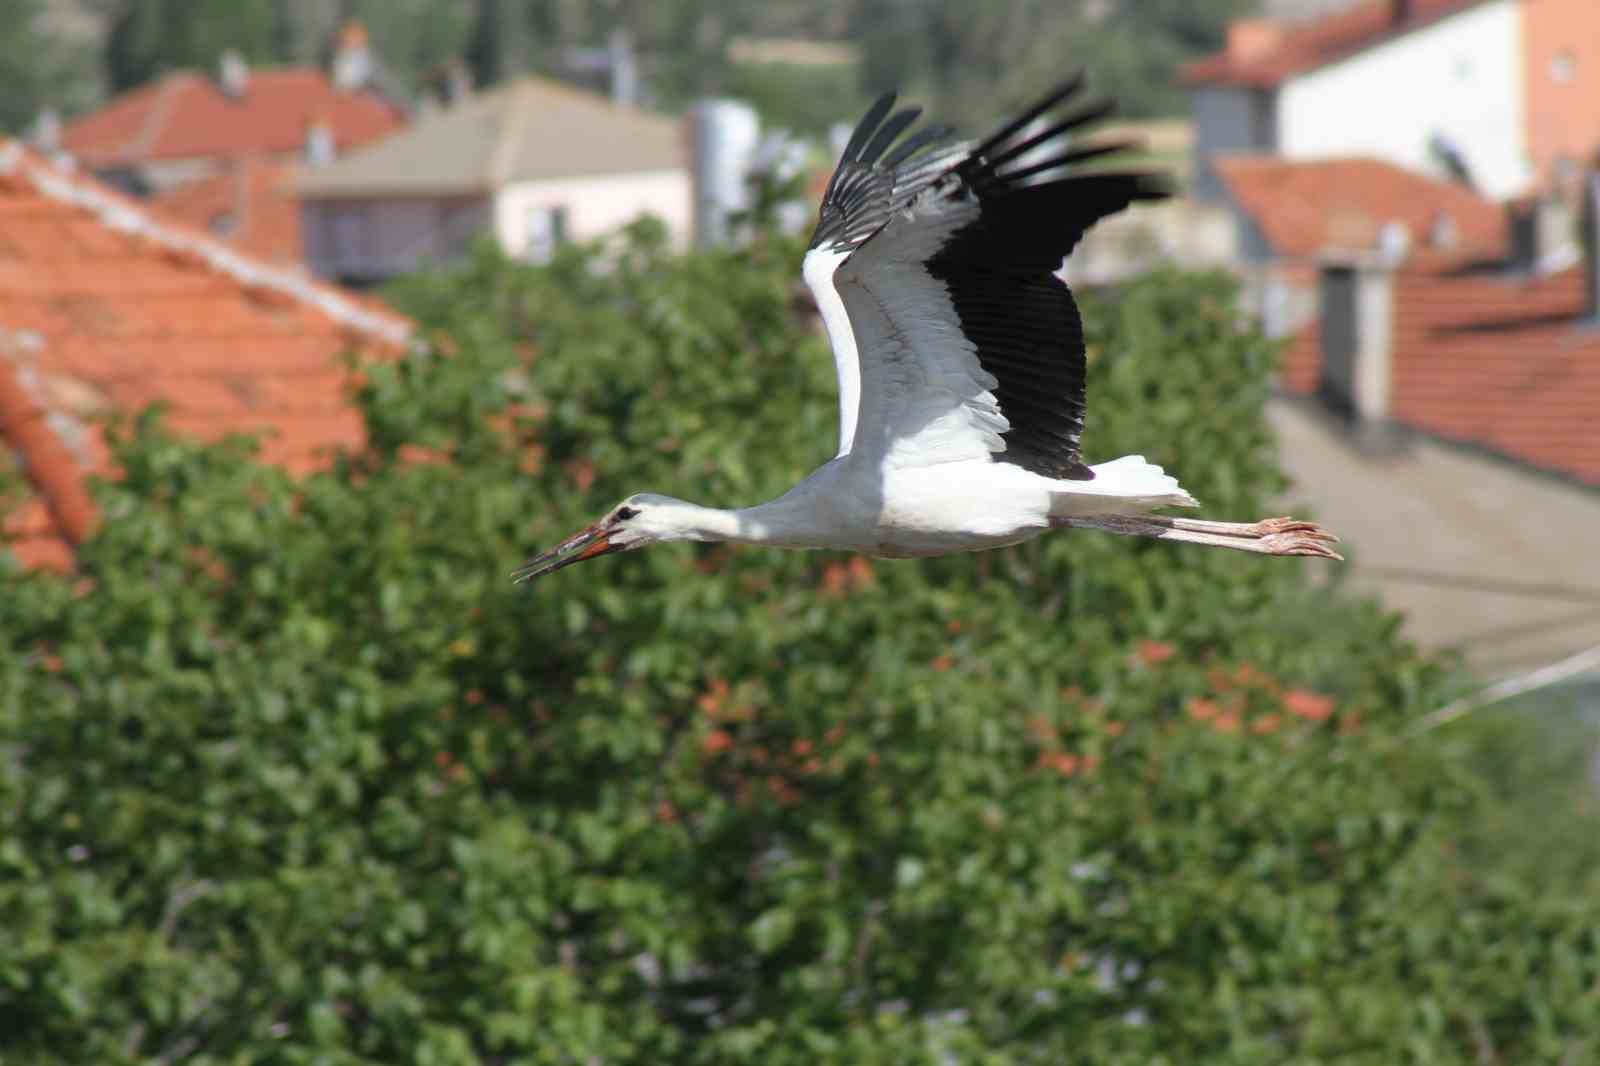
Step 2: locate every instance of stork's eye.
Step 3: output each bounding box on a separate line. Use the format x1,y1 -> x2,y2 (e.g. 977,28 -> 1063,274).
615,506 -> 639,521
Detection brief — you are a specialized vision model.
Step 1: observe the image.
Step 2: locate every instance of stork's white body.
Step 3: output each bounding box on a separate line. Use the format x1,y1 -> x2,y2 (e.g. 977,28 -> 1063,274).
722,453 -> 1189,558
513,80 -> 1339,584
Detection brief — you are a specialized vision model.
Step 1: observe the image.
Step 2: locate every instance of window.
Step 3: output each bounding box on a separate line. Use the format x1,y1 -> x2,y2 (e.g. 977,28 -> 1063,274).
524,206 -> 568,264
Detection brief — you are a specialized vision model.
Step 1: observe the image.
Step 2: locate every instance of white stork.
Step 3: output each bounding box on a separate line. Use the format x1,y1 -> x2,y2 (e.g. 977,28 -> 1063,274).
514,77 -> 1340,582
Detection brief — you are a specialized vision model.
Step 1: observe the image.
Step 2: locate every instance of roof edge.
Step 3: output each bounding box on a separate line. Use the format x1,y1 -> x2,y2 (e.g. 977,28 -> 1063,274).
0,337 -> 97,553
0,140 -> 412,349
1183,0 -> 1495,89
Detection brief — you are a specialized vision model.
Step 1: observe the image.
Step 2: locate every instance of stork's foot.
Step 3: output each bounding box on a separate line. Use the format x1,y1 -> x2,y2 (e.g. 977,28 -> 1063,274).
1258,528 -> 1344,560
1250,517 -> 1340,541
1054,513 -> 1344,561
1168,515 -> 1342,560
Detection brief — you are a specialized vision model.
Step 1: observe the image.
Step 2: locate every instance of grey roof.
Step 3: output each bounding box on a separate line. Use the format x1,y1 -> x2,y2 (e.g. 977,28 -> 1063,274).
1268,397 -> 1600,677
297,77 -> 685,198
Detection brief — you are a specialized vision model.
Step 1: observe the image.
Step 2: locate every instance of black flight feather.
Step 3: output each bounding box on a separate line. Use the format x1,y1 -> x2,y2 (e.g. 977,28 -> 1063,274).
808,77 -> 1171,479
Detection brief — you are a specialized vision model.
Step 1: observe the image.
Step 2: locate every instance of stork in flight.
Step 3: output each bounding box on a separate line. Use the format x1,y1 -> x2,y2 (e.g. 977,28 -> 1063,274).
514,77 -> 1340,582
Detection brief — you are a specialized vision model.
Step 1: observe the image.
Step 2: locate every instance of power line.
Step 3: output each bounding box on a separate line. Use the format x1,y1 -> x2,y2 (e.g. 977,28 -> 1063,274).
1411,644 -> 1600,734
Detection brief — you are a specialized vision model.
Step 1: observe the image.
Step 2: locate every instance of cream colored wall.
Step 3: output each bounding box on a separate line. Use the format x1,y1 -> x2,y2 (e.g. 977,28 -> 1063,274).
494,170 -> 693,257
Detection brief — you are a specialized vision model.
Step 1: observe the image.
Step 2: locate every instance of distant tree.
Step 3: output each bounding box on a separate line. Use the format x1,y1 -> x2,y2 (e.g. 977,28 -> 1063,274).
1074,0 -> 1259,118
853,0 -> 1258,123
0,0 -> 99,133
466,0 -> 538,87
104,0 -> 280,91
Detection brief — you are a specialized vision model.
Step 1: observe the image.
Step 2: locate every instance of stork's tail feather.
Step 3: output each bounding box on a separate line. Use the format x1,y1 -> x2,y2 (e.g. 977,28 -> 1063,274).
1051,455 -> 1198,514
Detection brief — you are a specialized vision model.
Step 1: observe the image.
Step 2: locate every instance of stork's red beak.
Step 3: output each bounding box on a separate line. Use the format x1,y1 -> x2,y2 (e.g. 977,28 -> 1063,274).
512,524 -> 622,583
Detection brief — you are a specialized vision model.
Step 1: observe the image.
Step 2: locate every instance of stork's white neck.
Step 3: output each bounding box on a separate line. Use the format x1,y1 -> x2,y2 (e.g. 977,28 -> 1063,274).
641,486 -> 838,550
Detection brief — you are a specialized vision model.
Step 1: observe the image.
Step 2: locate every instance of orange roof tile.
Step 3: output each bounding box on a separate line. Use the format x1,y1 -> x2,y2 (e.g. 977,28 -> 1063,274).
0,140 -> 411,570
62,68 -> 405,169
154,158 -> 303,266
1184,1 -> 1490,88
1283,261 -> 1600,484
1216,156 -> 1506,261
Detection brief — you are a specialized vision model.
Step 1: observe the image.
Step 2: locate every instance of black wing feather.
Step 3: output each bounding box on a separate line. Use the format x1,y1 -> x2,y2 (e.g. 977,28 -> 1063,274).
810,78 -> 1170,478
810,98 -> 961,253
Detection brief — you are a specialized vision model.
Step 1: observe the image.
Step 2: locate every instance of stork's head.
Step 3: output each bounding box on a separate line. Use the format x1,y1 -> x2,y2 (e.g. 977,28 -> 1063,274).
512,494 -> 705,582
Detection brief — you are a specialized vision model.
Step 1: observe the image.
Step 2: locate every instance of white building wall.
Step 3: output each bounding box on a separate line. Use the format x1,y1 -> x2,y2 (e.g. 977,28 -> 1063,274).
494,169 -> 693,258
1277,0 -> 1529,199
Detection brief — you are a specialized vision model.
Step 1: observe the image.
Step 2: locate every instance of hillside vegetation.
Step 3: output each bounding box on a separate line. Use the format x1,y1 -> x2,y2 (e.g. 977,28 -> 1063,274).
13,0 -> 1252,134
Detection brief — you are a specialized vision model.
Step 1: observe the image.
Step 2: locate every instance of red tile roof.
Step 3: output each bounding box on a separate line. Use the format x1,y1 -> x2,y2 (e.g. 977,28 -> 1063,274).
1183,1 -> 1491,88
62,68 -> 405,169
0,141 -> 411,570
1216,156 -> 1506,261
154,158 -> 303,266
1283,262 -> 1600,485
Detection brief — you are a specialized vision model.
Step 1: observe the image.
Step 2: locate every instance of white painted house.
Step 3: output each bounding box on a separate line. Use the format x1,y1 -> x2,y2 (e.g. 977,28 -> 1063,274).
1185,0 -> 1600,203
297,78 -> 691,283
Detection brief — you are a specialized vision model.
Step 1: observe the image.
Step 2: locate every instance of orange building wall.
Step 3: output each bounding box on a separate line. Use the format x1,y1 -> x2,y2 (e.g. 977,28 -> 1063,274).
1522,0 -> 1600,188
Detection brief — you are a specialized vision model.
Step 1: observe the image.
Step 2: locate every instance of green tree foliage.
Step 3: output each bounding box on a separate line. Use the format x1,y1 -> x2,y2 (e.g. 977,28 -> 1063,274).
1073,0 -> 1262,119
3,229 -> 1598,1062
854,0 -> 1258,123
44,0 -> 1249,135
0,0 -> 100,134
1449,687 -> 1600,901
105,0 -> 281,92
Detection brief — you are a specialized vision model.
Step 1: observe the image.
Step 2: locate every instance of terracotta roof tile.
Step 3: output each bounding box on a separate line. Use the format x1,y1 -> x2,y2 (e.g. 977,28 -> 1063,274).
1183,1 -> 1490,88
0,140 -> 412,570
1284,262 -> 1600,484
154,158 -> 304,266
1216,156 -> 1505,261
63,69 -> 405,169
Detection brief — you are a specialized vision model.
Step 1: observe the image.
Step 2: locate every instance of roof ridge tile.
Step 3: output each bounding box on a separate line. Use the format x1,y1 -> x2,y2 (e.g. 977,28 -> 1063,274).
0,140 -> 411,347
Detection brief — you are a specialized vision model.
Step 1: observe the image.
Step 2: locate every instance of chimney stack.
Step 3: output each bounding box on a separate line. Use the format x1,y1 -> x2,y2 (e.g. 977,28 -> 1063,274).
1227,19 -> 1283,63
1318,251 -> 1399,447
1582,168 -> 1600,321
218,50 -> 250,98
304,115 -> 335,167
607,30 -> 639,106
444,59 -> 472,106
30,108 -> 61,155
1506,195 -> 1575,276
332,21 -> 375,91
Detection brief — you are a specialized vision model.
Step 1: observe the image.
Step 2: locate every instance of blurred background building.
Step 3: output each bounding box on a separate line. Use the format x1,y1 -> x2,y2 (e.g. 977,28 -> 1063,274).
296,77 -> 691,284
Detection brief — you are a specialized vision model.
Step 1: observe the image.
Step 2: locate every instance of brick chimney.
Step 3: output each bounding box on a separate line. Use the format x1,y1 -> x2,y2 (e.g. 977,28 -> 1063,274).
1392,0 -> 1415,25
1227,19 -> 1283,63
1318,251 -> 1398,446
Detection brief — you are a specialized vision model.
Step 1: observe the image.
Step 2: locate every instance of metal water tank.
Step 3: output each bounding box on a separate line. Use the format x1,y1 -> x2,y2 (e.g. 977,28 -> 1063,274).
690,99 -> 761,248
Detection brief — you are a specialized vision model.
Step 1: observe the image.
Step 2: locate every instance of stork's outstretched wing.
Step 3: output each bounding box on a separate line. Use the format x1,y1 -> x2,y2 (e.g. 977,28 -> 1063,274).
802,77 -> 1170,475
